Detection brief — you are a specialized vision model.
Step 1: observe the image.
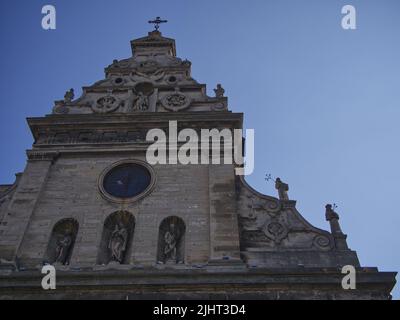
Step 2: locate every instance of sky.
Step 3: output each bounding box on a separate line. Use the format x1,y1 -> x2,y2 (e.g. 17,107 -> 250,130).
0,0 -> 399,299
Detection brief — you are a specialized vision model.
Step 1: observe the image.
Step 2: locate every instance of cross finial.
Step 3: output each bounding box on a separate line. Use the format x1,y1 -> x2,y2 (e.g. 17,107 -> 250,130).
148,17 -> 168,31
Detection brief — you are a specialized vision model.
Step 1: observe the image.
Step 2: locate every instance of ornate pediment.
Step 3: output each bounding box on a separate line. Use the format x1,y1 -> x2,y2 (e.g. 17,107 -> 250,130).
51,31 -> 227,115
237,176 -> 335,252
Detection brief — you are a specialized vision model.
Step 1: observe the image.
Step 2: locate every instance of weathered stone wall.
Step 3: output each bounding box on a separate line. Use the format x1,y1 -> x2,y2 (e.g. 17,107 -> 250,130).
0,161 -> 52,261
208,164 -> 241,262
16,153 -> 214,268
0,187 -> 14,229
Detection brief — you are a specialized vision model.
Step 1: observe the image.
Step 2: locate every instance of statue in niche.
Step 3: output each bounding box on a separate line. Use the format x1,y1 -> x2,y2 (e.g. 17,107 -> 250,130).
275,177 -> 289,200
164,223 -> 178,262
55,233 -> 73,265
158,218 -> 185,264
108,222 -> 128,263
133,92 -> 149,111
46,219 -> 78,266
97,212 -> 135,266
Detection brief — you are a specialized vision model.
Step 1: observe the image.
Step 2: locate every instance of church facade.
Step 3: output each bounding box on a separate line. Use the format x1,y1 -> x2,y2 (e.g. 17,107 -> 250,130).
0,28 -> 396,300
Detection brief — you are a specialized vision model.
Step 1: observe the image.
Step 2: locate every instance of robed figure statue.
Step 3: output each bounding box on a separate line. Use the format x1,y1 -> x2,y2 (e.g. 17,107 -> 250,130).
108,222 -> 128,263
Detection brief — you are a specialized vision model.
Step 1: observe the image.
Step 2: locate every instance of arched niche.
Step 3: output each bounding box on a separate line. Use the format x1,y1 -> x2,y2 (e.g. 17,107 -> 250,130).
45,218 -> 79,266
97,211 -> 135,265
157,216 -> 186,264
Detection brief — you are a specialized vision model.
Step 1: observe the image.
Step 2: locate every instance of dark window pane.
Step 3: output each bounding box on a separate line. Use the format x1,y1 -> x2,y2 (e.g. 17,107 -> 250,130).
103,164 -> 151,199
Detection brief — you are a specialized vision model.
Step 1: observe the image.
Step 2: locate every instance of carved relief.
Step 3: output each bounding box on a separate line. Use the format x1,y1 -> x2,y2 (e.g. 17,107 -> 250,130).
54,133 -> 70,144
131,70 -> 165,82
262,220 -> 289,244
313,235 -> 332,251
27,151 -> 59,162
130,82 -> 155,112
35,130 -> 147,146
92,95 -> 122,113
237,176 -> 334,252
133,93 -> 149,111
161,92 -> 191,112
47,31 -> 231,115
138,60 -> 160,74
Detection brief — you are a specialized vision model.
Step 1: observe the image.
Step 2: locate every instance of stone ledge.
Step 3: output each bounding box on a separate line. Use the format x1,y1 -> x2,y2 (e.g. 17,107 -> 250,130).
0,268 -> 396,300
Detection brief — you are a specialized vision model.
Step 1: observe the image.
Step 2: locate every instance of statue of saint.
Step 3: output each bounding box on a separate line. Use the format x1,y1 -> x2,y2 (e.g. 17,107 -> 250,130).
164,223 -> 179,263
108,222 -> 128,263
133,92 -> 149,111
55,233 -> 73,265
214,84 -> 225,98
157,219 -> 185,265
275,178 -> 289,200
64,89 -> 74,103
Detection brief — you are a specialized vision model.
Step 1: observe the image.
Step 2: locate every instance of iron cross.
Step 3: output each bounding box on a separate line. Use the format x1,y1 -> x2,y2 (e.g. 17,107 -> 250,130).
148,17 -> 168,31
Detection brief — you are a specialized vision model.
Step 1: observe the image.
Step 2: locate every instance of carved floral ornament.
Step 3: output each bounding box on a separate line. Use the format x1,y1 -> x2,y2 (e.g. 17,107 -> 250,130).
262,220 -> 289,244
92,94 -> 122,113
313,235 -> 332,250
239,190 -> 333,251
161,92 -> 191,112
245,194 -> 280,214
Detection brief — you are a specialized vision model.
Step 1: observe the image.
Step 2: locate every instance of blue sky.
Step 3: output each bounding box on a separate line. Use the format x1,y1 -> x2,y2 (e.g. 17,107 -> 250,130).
0,0 -> 399,298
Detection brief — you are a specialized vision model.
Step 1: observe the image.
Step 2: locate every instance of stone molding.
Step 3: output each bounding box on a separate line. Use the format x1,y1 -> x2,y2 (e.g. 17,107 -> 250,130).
26,151 -> 59,163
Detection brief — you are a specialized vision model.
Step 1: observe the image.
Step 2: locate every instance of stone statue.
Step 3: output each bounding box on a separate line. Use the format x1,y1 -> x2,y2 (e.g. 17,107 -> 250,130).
325,204 -> 348,250
214,84 -> 225,98
275,178 -> 289,200
64,89 -> 74,103
325,204 -> 340,222
163,223 -> 183,264
108,222 -> 128,263
55,233 -> 73,265
133,92 -> 149,111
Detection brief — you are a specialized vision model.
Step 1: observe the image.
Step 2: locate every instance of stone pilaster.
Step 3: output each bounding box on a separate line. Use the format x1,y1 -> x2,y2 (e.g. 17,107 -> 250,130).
208,164 -> 242,265
0,151 -> 57,262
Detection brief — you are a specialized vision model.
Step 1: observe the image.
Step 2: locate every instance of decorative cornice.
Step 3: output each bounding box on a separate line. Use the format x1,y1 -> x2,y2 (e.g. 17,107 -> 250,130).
26,150 -> 59,163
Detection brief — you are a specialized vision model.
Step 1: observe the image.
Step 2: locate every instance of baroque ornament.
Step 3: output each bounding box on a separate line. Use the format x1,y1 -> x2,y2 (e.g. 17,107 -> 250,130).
53,105 -> 70,115
262,220 -> 289,244
132,70 -> 165,82
138,60 -> 160,74
133,93 -> 149,111
313,235 -> 332,251
161,92 -> 191,112
92,95 -> 121,113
